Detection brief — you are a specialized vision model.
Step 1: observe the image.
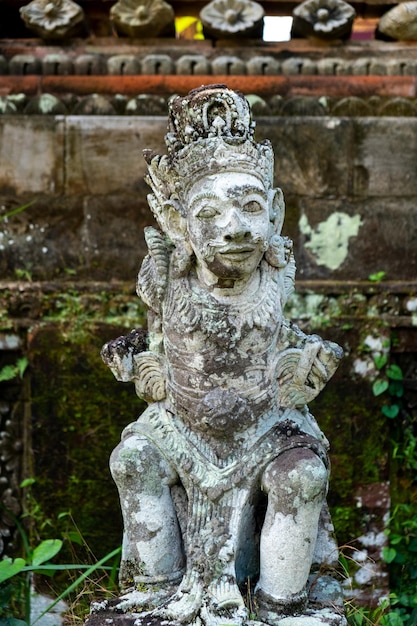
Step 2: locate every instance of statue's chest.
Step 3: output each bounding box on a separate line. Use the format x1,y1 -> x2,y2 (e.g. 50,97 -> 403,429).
162,284 -> 282,432
163,281 -> 280,374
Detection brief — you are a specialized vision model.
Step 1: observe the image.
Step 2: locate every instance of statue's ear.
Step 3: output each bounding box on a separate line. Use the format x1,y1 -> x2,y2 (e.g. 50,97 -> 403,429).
162,200 -> 189,248
269,187 -> 285,234
148,193 -> 191,252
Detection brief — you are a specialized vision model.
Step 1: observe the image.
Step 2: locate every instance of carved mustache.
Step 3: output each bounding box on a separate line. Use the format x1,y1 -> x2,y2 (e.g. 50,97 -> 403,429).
201,236 -> 267,262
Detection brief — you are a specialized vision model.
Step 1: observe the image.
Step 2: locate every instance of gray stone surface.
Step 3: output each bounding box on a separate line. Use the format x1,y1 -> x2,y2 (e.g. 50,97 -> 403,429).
1,115 -> 417,282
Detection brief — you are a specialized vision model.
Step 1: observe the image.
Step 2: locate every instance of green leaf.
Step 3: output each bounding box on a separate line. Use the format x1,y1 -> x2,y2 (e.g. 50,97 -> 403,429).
66,530 -> 83,546
0,365 -> 19,382
382,404 -> 400,419
386,364 -> 403,380
381,612 -> 406,626
0,201 -> 34,222
382,546 -> 397,563
0,619 -> 28,626
31,539 -> 62,567
16,357 -> 28,378
31,545 -> 122,625
0,557 -> 26,584
368,271 -> 386,282
374,354 -> 388,370
389,380 -> 404,397
20,478 -> 36,488
372,379 -> 389,396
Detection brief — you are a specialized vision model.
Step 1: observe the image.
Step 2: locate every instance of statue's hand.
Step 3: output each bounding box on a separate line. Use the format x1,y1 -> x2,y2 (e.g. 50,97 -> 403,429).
276,340 -> 343,408
101,329 -> 147,382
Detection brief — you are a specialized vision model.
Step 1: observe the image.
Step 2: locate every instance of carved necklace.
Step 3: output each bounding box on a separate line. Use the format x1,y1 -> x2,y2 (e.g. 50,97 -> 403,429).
164,260 -> 283,342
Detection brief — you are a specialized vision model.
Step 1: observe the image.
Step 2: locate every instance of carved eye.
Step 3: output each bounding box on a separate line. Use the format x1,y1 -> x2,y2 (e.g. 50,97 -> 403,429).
196,206 -> 219,218
242,200 -> 262,213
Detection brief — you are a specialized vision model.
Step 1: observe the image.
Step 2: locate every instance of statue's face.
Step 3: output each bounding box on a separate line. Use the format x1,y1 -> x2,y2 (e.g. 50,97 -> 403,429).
186,172 -> 272,284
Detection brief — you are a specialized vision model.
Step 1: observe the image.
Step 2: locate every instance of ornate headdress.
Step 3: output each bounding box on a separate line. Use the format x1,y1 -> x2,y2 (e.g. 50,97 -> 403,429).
143,84 -> 275,222
139,84 -> 295,308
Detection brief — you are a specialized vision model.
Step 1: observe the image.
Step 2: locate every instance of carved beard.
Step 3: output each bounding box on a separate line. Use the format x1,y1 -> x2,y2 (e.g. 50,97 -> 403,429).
164,260 -> 283,338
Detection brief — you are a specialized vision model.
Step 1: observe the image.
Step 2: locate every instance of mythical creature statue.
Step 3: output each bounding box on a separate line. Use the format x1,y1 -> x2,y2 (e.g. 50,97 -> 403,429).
91,84 -> 346,626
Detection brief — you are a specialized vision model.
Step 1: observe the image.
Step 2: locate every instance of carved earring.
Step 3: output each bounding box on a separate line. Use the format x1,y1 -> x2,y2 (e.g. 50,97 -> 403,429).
265,234 -> 292,268
171,244 -> 194,277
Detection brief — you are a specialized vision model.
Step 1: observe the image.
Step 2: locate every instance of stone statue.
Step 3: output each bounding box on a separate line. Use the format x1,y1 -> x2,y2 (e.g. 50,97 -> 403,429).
200,0 -> 264,40
90,85 -> 346,626
20,0 -> 85,39
110,0 -> 175,39
376,1 -> 417,42
291,0 -> 355,41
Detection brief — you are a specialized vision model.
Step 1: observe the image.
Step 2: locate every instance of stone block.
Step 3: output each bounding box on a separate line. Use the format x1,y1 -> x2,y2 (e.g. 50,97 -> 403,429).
294,197 -> 417,280
256,118 -> 353,198
0,117 -> 64,195
212,55 -> 246,75
81,193 -> 154,280
64,117 -> 166,196
352,118 -> 417,197
107,55 -> 140,76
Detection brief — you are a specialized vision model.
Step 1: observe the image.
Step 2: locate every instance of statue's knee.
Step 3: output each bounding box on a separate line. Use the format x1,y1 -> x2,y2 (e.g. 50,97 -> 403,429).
262,449 -> 328,502
110,434 -> 176,488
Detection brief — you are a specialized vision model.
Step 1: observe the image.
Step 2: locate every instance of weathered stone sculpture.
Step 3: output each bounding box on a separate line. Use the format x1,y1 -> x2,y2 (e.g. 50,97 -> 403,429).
89,84 -> 346,626
376,1 -> 417,41
110,0 -> 175,39
200,0 -> 264,39
20,0 -> 84,39
292,0 -> 355,41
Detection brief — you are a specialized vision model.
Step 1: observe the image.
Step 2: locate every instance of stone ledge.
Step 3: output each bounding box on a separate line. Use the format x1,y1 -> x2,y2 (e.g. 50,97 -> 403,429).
1,281 -> 416,332
2,75 -> 417,99
2,92 -> 417,116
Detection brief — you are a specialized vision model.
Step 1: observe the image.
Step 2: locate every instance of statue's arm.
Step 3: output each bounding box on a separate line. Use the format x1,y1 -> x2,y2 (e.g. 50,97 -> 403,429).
101,328 -> 148,382
276,319 -> 343,408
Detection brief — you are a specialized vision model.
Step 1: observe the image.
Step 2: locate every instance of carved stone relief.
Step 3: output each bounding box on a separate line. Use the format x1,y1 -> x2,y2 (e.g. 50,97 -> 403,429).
377,1 -> 417,41
292,0 -> 356,40
110,0 -> 175,38
200,0 -> 264,39
19,0 -> 85,39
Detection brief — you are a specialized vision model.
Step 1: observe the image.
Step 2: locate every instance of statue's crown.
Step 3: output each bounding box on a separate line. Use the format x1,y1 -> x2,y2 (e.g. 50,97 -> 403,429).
165,83 -> 255,150
143,85 -> 274,214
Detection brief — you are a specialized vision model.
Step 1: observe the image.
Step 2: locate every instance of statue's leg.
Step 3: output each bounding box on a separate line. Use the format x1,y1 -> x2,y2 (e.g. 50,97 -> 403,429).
110,431 -> 185,592
256,448 -> 328,613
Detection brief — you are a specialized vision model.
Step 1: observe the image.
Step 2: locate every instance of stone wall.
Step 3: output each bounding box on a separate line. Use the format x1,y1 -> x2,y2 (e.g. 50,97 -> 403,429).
1,113 -> 417,281
1,108 -> 416,605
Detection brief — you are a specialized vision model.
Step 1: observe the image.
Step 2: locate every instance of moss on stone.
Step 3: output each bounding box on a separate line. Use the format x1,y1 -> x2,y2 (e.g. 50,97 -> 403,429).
28,321 -> 146,559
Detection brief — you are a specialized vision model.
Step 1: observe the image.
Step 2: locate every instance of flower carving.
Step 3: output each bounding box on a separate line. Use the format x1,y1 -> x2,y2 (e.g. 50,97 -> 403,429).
20,0 -> 84,39
110,0 -> 175,38
292,0 -> 355,39
200,0 -> 264,39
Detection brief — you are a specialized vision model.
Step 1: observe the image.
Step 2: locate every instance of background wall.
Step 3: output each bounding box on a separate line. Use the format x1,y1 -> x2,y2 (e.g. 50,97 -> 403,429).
1,109 -> 416,606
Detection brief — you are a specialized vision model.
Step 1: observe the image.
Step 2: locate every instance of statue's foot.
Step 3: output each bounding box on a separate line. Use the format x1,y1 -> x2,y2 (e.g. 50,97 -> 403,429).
153,572 -> 203,623
90,583 -> 177,614
208,576 -> 246,610
199,576 -> 248,626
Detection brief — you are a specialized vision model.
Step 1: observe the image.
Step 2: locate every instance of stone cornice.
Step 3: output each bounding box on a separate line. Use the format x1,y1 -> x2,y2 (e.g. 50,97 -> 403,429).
1,87 -> 417,116
2,39 -> 417,76
1,280 -> 416,331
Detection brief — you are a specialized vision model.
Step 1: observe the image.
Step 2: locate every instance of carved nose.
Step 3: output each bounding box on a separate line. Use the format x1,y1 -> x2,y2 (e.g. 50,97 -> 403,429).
224,210 -> 251,241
